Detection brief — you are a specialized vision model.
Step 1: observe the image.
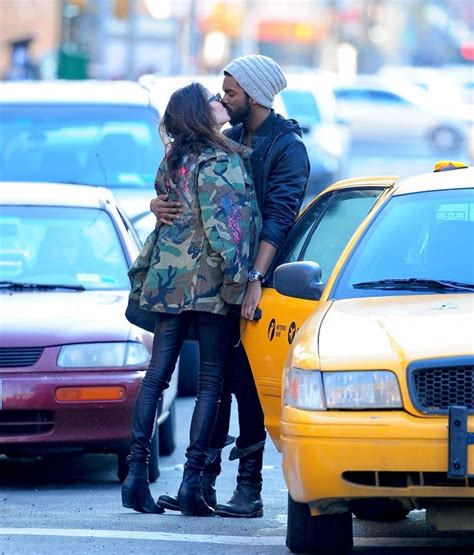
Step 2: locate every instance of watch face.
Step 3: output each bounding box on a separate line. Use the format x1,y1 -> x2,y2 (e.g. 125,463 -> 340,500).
248,269 -> 261,282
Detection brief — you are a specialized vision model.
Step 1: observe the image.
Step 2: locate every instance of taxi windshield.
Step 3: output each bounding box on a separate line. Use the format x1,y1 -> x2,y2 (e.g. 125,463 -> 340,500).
333,188 -> 474,299
0,205 -> 130,290
0,104 -> 162,189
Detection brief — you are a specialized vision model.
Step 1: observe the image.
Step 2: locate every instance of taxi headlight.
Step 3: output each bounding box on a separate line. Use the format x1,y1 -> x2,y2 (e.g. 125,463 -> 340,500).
57,342 -> 150,368
323,371 -> 402,409
283,368 -> 326,410
283,369 -> 402,410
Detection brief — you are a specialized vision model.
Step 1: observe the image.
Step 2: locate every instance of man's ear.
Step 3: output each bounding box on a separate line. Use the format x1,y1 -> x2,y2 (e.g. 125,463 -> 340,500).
249,98 -> 259,106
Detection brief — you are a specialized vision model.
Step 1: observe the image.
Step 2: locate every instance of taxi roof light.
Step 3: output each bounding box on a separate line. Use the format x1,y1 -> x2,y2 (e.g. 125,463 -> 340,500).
433,160 -> 468,172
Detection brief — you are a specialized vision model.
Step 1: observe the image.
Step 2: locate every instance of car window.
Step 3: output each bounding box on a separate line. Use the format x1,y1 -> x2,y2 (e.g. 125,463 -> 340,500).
333,188 -> 474,299
0,105 -> 162,189
334,89 -> 372,102
335,88 -> 407,106
0,205 -> 130,290
275,193 -> 333,268
280,89 -> 321,125
368,90 -> 408,105
299,189 -> 384,281
275,188 -> 383,282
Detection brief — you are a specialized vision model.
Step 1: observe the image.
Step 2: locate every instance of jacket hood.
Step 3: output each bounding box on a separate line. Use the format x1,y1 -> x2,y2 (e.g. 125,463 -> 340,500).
273,114 -> 303,138
226,113 -> 304,142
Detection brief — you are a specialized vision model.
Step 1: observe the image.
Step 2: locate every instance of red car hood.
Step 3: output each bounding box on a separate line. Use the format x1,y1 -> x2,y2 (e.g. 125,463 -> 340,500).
0,290 -> 133,347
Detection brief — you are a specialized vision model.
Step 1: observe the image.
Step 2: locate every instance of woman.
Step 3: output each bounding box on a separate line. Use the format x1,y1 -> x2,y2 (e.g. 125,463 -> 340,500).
121,83 -> 260,517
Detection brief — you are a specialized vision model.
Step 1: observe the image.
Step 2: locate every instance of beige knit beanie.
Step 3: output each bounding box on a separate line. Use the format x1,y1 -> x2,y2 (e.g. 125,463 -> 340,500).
223,55 -> 287,108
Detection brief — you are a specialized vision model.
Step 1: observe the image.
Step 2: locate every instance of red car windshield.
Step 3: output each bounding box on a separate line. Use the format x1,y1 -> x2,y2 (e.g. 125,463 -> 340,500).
0,205 -> 130,290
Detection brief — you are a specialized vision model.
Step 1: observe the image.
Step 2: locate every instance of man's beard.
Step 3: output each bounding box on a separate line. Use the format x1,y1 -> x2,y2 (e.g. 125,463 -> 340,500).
228,97 -> 252,125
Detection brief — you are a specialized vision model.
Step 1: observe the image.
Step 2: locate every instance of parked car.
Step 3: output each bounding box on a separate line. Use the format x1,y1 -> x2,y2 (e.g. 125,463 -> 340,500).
240,162 -> 473,553
0,182 -> 177,481
0,80 -> 163,222
378,65 -> 466,107
280,72 -> 351,196
333,75 -> 469,152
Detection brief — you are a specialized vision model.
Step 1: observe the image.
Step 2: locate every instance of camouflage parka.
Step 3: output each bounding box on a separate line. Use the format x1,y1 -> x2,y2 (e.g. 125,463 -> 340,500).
128,145 -> 261,315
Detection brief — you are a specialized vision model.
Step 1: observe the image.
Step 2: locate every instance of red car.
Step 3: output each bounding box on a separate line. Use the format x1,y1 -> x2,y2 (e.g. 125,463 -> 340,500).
0,182 -> 177,481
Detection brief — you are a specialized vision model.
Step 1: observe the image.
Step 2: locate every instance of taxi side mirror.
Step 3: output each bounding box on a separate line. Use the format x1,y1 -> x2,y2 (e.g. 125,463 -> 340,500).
274,261 -> 324,301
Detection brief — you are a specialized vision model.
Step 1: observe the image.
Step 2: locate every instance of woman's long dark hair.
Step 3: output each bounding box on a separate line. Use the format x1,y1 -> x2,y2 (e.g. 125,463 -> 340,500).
162,82 -> 233,180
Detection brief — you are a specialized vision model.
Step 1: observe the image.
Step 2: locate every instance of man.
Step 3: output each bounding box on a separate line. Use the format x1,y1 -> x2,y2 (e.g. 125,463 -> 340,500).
153,55 -> 310,517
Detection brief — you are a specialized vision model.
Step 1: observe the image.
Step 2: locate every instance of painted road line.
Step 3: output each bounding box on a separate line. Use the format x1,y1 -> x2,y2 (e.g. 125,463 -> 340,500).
0,528 -> 473,548
0,528 -> 284,546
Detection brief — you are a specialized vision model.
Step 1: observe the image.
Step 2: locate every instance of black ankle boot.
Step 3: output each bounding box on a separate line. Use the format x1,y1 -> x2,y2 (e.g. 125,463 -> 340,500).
215,445 -> 264,518
215,483 -> 263,518
177,465 -> 214,517
121,458 -> 163,514
158,435 -> 234,512
158,470 -> 218,512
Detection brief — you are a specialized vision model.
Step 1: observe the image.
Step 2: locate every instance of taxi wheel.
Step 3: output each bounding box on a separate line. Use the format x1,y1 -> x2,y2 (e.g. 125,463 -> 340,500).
286,494 -> 353,554
116,430 -> 159,483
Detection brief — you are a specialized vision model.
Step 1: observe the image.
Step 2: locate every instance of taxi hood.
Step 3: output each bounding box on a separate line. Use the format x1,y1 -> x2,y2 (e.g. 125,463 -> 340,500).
0,289 -> 133,347
318,294 -> 474,369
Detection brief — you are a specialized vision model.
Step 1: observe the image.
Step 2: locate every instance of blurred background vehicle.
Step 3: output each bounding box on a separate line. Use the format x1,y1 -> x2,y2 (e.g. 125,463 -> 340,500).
440,64 -> 474,105
0,182 -> 177,481
279,72 -> 351,197
333,74 -> 471,153
377,65 -> 466,106
0,80 -> 164,223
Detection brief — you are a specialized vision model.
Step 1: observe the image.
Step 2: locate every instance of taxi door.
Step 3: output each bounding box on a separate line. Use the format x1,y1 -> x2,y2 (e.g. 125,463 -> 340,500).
242,183 -> 392,448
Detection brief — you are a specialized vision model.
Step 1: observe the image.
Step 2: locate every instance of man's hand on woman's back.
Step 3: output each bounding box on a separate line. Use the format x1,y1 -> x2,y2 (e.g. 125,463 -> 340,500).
150,194 -> 182,225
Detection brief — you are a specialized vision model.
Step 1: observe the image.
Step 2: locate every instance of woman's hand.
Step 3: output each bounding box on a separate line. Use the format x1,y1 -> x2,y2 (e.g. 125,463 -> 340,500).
241,281 -> 262,320
150,194 -> 182,225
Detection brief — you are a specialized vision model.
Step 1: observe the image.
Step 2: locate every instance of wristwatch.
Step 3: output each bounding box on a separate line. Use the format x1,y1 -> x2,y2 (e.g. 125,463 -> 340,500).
247,268 -> 264,283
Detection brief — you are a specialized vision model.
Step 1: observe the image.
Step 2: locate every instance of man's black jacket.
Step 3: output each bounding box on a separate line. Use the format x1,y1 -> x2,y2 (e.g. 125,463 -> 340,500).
226,113 -> 310,249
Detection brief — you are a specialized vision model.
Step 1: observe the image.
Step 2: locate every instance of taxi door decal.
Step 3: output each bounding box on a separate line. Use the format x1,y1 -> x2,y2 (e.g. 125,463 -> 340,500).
242,288 -> 317,448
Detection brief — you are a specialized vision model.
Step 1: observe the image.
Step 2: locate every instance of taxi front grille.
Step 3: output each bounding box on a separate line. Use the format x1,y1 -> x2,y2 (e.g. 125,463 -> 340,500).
409,362 -> 474,414
0,347 -> 44,368
0,410 -> 54,436
343,471 -> 474,488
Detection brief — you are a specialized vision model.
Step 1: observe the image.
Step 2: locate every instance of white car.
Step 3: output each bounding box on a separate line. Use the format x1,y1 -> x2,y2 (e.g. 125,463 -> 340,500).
0,80 -> 163,222
333,75 -> 469,152
280,72 -> 351,195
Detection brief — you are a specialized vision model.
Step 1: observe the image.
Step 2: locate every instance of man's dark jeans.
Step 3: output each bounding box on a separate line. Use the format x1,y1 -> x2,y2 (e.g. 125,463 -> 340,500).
209,313 -> 266,457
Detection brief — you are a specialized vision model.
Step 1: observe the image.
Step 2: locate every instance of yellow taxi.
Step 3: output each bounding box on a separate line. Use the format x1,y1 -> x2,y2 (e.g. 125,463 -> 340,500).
242,162 -> 474,553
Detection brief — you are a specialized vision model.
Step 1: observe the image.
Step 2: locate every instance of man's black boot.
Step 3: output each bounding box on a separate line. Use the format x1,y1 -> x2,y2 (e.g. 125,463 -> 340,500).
215,444 -> 264,518
215,482 -> 263,518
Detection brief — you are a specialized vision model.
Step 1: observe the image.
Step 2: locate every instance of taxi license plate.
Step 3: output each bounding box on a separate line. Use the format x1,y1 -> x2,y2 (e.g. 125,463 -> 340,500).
448,406 -> 474,478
